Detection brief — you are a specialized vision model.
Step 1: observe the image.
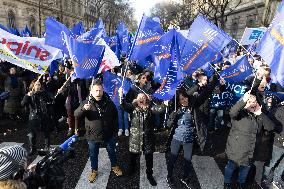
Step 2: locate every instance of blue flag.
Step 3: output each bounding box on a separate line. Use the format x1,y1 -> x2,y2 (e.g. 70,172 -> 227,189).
103,71 -> 132,106
153,29 -> 183,100
21,25 -> 32,37
49,60 -> 59,77
220,55 -> 253,83
0,24 -> 9,32
9,28 -> 21,36
199,62 -> 215,77
256,1 -> 284,87
77,27 -> 103,44
152,29 -> 180,83
109,35 -> 120,58
180,15 -> 232,74
62,33 -> 105,79
45,17 -> 72,56
116,22 -> 130,56
265,91 -> 284,101
222,40 -> 238,58
211,52 -> 223,64
71,21 -> 85,38
128,15 -> 164,62
93,18 -> 109,44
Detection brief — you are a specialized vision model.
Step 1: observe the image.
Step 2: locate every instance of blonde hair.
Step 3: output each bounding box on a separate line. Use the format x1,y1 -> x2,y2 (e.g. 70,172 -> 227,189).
0,180 -> 27,189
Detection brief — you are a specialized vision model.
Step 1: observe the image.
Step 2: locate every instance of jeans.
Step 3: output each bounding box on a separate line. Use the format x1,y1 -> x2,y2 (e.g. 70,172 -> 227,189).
224,160 -> 251,184
129,152 -> 153,175
117,106 -> 129,130
208,109 -> 224,129
87,137 -> 118,171
264,145 -> 284,184
167,139 -> 193,178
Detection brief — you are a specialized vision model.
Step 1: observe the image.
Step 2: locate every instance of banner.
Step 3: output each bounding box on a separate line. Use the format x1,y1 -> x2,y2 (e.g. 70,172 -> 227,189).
0,28 -> 61,74
210,82 -> 247,108
240,27 -> 267,45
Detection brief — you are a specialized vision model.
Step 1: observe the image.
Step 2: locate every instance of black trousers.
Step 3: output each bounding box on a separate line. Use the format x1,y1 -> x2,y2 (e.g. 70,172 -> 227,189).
129,152 -> 153,175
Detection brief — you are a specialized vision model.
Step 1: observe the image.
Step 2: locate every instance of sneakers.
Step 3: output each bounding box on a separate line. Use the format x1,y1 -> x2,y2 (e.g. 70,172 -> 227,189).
147,175 -> 157,186
180,178 -> 193,189
118,129 -> 123,137
112,166 -> 123,176
125,129 -> 129,136
88,170 -> 97,183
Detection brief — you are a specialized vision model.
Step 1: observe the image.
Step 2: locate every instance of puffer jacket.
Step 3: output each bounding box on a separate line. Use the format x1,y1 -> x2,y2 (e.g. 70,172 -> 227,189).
121,99 -> 166,154
226,98 -> 275,166
21,90 -> 54,131
74,93 -> 118,141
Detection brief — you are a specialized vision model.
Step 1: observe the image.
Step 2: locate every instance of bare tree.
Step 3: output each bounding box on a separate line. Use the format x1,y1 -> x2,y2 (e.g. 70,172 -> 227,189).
196,0 -> 243,29
150,2 -> 181,30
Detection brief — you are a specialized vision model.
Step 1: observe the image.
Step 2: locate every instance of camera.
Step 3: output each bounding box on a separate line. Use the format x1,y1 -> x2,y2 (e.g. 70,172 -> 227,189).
16,147 -> 75,189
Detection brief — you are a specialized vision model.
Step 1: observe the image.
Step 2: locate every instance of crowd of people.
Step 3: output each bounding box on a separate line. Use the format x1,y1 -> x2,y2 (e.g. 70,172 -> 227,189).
0,46 -> 284,189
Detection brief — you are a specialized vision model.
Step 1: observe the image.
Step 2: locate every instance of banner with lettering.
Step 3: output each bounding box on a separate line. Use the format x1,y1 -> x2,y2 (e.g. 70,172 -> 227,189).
0,28 -> 61,74
210,82 -> 248,108
240,27 -> 267,46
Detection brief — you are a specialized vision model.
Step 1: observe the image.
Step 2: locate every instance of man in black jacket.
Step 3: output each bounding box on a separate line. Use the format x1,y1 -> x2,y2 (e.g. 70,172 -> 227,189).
224,92 -> 275,189
74,79 -> 122,183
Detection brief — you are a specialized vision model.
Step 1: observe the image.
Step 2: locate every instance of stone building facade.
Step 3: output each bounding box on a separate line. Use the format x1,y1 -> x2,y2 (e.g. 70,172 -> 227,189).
224,0 -> 281,40
0,0 -> 86,36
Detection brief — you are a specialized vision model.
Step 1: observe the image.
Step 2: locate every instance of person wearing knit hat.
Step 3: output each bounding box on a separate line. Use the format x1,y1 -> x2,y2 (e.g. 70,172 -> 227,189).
0,145 -> 27,181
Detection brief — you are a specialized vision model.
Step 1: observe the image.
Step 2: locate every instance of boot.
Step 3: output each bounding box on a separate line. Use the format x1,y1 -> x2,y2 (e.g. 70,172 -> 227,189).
44,138 -> 50,151
147,174 -> 157,186
27,133 -> 36,156
237,183 -> 245,189
224,183 -> 232,189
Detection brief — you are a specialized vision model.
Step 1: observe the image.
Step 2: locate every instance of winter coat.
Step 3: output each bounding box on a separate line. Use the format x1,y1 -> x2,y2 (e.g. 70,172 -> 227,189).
3,75 -> 24,115
121,98 -> 166,154
125,83 -> 153,103
21,90 -> 54,132
166,74 -> 219,152
74,93 -> 118,142
226,99 -> 275,166
269,105 -> 284,149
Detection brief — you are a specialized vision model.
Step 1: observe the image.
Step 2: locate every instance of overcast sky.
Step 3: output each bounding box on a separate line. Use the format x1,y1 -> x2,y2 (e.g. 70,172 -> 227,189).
129,0 -> 167,23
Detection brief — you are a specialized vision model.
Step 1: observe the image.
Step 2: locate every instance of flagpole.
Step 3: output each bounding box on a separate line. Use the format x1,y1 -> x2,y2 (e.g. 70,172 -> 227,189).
133,83 -> 157,106
31,67 -> 49,92
121,13 -> 144,93
208,62 -> 222,78
88,77 -> 95,104
127,13 -> 145,60
55,75 -> 72,98
233,39 -> 256,61
233,39 -> 262,91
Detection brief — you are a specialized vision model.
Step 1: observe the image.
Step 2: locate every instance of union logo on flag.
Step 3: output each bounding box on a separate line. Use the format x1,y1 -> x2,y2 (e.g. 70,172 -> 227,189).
80,58 -> 99,70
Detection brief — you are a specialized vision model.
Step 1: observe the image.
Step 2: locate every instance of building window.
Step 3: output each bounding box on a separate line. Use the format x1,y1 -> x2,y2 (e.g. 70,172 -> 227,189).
8,10 -> 16,28
246,14 -> 257,28
231,18 -> 239,39
66,20 -> 70,28
29,16 -> 36,36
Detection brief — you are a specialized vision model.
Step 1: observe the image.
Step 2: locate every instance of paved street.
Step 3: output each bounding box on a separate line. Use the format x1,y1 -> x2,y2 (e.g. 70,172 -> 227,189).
0,119 -> 262,189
